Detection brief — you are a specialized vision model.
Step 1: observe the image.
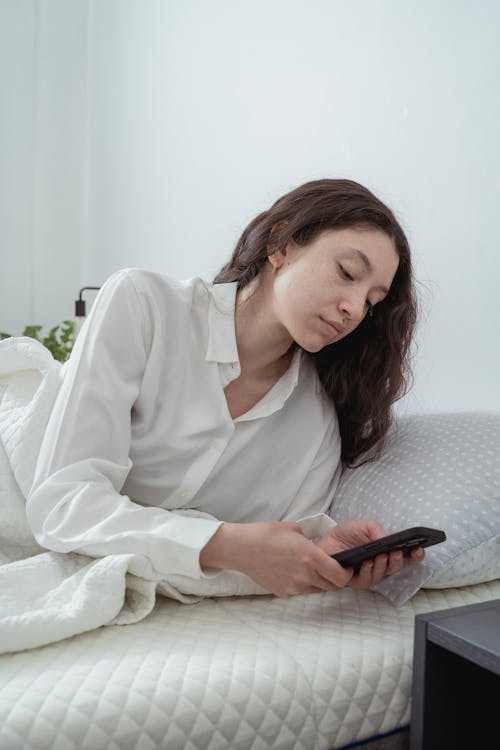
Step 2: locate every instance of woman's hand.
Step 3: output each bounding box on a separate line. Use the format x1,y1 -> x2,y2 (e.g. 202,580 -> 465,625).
317,518 -> 425,590
200,521 -> 355,597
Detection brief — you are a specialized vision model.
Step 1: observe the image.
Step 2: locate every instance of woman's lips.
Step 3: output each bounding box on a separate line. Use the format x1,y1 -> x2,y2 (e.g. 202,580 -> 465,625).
320,317 -> 343,337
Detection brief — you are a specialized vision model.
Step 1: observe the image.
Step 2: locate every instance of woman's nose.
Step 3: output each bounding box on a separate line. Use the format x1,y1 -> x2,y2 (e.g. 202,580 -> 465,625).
339,294 -> 367,322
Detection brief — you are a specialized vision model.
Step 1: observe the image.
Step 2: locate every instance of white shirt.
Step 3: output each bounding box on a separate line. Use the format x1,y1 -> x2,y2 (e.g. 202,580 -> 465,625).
27,268 -> 341,579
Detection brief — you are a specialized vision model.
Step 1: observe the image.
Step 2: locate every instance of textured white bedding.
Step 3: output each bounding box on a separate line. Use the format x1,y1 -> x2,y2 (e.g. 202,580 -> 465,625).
2,338 -> 500,750
2,579 -> 500,750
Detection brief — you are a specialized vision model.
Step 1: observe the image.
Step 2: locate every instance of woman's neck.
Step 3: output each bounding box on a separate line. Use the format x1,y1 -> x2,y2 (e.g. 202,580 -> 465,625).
234,273 -> 295,381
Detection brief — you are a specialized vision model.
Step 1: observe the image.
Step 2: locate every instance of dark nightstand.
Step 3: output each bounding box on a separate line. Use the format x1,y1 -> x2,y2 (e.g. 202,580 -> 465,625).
410,597 -> 500,749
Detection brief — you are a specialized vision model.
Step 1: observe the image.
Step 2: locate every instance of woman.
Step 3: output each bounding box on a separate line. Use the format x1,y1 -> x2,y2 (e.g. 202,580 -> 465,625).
27,178 -> 424,599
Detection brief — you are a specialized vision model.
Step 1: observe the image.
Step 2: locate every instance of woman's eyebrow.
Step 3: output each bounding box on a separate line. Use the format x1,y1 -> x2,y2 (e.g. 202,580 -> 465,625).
342,247 -> 390,294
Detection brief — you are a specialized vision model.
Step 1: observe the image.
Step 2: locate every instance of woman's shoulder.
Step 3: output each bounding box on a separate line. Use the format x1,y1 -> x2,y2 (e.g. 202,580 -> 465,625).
103,267 -> 209,307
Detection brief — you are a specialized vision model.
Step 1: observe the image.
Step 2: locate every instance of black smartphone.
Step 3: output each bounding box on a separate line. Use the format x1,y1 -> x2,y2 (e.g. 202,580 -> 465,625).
331,526 -> 446,573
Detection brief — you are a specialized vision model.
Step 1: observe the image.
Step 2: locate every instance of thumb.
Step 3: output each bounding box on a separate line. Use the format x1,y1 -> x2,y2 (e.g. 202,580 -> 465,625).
314,546 -> 354,588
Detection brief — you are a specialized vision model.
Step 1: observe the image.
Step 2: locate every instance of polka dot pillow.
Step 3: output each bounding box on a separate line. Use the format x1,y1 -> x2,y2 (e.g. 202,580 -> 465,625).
331,412 -> 500,606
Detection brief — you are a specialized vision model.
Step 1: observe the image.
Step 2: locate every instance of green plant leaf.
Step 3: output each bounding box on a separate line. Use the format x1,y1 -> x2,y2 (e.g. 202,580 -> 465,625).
1,321 -> 76,361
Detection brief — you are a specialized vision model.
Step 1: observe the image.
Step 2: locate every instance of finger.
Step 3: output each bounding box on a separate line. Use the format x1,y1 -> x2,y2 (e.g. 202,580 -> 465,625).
409,546 -> 425,562
362,520 -> 388,540
349,560 -> 374,589
309,569 -> 344,592
315,550 -> 354,588
370,553 -> 389,585
289,549 -> 349,593
385,550 -> 404,576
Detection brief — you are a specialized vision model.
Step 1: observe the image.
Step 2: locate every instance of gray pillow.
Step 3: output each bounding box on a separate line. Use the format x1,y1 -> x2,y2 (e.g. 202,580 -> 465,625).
331,412 -> 500,606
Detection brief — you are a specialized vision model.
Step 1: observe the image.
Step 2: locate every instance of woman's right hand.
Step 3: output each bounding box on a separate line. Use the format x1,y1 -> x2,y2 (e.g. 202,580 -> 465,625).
199,521 -> 354,597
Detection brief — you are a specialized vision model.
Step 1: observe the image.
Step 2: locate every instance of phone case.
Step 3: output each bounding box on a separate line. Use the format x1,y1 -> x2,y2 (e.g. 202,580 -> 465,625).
331,526 -> 446,572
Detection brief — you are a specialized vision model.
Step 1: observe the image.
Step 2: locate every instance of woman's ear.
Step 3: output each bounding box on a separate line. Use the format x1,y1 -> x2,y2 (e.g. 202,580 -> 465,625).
268,250 -> 285,271
267,221 -> 289,269
267,221 -> 288,251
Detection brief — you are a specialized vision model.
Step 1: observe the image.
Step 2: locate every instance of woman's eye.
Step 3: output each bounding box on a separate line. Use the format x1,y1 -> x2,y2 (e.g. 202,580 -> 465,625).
339,265 -> 354,281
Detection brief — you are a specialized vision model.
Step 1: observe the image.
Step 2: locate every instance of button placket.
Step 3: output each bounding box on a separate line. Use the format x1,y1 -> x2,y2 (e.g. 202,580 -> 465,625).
165,426 -> 233,508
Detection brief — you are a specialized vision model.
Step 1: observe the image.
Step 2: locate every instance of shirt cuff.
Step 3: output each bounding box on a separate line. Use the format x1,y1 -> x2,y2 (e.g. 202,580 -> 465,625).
296,513 -> 337,543
149,513 -> 223,579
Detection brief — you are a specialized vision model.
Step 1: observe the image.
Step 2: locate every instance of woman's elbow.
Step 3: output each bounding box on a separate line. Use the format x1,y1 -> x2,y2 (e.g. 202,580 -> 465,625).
26,482 -> 81,553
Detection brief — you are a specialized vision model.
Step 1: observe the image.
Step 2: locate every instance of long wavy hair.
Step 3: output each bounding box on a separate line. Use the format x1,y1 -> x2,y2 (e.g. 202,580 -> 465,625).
214,179 -> 418,467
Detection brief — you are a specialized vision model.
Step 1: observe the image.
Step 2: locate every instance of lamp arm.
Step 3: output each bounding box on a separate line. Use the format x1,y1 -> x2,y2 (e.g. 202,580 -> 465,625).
74,286 -> 101,317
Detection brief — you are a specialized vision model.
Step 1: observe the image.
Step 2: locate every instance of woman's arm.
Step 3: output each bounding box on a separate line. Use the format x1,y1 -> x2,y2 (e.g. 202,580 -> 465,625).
200,520 -> 352,595
200,517 -> 423,596
27,270 -> 223,579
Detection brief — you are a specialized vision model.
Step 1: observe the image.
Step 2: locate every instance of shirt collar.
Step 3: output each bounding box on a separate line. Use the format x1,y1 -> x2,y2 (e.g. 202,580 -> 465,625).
205,281 -> 239,364
235,346 -> 304,422
205,280 -> 306,420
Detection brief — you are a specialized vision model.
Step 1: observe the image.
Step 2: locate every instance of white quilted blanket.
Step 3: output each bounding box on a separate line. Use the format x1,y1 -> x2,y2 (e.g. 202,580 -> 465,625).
0,338 -> 268,654
2,579 -> 500,750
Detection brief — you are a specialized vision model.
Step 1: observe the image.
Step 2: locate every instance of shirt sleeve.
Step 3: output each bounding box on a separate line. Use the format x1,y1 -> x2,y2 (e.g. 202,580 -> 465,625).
296,513 -> 337,542
27,269 -> 223,579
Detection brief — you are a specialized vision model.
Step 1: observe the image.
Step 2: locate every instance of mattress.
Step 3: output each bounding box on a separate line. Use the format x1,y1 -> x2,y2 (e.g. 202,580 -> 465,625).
1,579 -> 500,750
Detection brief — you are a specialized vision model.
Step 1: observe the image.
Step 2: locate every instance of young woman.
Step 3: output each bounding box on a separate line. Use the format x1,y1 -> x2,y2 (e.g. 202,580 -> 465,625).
27,178 -> 424,599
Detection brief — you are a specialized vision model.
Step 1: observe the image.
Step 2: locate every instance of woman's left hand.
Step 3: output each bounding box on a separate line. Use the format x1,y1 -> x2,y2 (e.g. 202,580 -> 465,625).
317,518 -> 425,590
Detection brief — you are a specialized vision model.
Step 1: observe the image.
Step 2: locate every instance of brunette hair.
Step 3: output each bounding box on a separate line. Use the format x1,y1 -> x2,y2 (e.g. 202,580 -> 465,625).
214,178 -> 418,467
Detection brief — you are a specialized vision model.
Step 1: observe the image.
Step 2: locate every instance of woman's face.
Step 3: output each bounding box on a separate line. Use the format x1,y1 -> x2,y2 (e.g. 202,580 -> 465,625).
268,226 -> 399,353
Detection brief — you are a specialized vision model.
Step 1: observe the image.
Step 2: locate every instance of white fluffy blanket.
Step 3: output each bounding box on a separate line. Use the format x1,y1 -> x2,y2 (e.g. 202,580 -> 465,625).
0,338 -> 269,654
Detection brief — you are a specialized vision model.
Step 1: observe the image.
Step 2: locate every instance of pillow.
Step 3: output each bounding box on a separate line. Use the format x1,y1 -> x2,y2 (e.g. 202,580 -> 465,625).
331,412 -> 500,606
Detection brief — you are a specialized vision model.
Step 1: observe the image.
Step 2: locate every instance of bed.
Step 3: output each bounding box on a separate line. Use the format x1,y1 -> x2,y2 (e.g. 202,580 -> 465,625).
1,338 -> 499,750
1,580 -> 499,750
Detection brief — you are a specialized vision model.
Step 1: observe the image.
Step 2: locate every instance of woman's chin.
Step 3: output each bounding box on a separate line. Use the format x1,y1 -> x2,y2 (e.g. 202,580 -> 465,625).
294,335 -> 331,354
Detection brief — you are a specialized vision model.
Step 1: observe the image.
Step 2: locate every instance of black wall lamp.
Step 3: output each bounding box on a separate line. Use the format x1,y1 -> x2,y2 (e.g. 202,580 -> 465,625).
75,287 -> 101,317
74,286 -> 101,338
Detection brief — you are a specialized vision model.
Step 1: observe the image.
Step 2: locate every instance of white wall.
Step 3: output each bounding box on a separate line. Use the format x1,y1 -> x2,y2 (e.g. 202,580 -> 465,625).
1,0 -> 499,415
0,0 -> 89,334
0,0 -> 35,334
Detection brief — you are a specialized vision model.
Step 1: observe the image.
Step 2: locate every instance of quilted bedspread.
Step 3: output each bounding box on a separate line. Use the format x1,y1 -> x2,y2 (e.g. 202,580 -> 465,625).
2,579 -> 500,750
